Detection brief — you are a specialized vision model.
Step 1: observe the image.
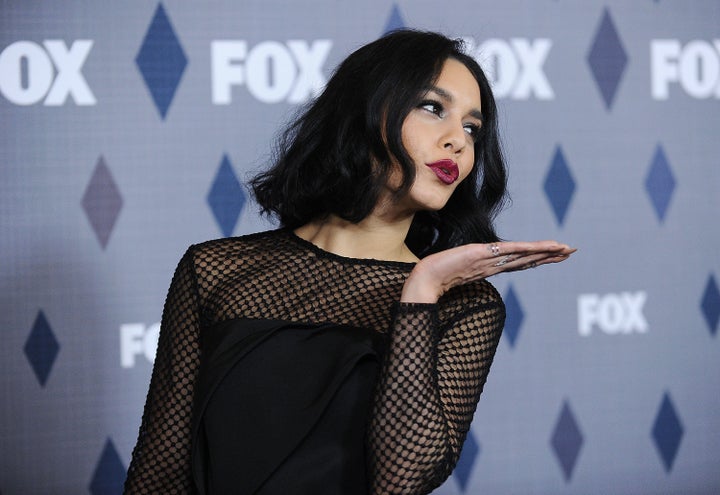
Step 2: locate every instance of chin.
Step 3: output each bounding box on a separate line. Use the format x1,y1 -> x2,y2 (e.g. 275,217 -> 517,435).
398,183 -> 457,214
425,189 -> 457,211
416,196 -> 452,213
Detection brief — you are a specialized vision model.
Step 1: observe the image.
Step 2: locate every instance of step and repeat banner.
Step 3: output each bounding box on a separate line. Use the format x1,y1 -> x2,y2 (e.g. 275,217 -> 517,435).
1,1 -> 718,494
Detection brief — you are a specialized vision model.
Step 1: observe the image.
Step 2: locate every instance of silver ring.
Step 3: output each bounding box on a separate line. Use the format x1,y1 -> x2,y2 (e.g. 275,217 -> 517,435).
495,255 -> 512,267
489,244 -> 500,257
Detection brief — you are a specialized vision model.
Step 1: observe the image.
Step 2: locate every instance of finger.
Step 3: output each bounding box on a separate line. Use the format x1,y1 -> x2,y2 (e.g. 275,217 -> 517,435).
501,251 -> 572,273
487,243 -> 502,257
493,254 -> 516,267
463,242 -> 574,270
504,252 -> 547,271
491,249 -> 567,266
472,250 -> 573,281
493,240 -> 572,256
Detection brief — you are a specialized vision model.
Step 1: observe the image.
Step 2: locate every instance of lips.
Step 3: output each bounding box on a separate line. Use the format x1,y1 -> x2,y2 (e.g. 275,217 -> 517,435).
426,159 -> 459,185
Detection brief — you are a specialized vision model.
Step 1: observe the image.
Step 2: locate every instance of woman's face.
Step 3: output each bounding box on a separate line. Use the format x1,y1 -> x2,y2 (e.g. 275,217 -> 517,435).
395,58 -> 482,212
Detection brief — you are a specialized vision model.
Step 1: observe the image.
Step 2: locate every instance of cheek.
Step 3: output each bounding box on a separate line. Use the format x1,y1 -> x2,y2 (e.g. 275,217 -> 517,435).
460,152 -> 475,181
400,114 -> 426,160
400,133 -> 420,163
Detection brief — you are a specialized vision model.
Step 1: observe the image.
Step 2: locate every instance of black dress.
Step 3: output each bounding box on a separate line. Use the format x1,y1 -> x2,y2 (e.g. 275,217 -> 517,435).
194,319 -> 383,494
124,229 -> 505,494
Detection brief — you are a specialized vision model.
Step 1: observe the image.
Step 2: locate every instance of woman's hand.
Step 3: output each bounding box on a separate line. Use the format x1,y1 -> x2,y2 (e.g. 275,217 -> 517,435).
401,241 -> 576,304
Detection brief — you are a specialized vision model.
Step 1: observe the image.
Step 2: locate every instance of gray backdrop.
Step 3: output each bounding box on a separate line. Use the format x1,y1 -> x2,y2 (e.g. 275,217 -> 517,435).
1,1 -> 719,494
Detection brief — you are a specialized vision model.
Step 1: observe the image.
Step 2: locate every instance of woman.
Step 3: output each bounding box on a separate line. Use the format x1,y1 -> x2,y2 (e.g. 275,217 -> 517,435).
124,30 -> 574,494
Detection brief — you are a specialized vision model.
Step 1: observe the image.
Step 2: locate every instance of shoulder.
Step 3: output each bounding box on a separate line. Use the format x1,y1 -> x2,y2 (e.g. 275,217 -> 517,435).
436,279 -> 505,325
186,229 -> 288,261
180,229 -> 295,278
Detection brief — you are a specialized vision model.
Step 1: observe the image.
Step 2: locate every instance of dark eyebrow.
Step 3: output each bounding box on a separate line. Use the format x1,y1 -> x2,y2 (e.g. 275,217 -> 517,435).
425,85 -> 484,124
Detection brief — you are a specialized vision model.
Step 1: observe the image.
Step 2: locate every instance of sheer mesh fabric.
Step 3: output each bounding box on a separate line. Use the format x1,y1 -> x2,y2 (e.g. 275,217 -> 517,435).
124,229 -> 505,494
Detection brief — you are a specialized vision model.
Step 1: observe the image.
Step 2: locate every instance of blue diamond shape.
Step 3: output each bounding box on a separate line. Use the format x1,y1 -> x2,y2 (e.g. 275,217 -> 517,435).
82,156 -> 123,250
207,154 -> 246,237
89,438 -> 126,495
550,400 -> 584,482
701,275 -> 720,336
503,285 -> 524,348
543,146 -> 576,226
644,145 -> 676,222
24,310 -> 60,387
135,3 -> 188,119
383,4 -> 406,34
453,429 -> 480,492
587,8 -> 628,110
651,392 -> 683,473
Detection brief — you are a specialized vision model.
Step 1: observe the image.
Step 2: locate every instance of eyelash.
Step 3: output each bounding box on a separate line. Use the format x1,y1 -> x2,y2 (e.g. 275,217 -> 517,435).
418,99 -> 481,141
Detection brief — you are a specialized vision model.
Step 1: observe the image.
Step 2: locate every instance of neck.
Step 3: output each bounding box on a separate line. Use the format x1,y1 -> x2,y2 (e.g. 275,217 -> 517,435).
293,207 -> 419,263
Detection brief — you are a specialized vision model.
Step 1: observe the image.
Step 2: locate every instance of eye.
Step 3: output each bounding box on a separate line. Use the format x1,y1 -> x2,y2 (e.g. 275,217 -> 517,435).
463,123 -> 481,141
418,99 -> 444,117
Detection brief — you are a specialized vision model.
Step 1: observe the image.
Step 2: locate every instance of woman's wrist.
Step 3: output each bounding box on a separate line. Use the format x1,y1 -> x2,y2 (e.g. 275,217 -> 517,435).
400,265 -> 442,304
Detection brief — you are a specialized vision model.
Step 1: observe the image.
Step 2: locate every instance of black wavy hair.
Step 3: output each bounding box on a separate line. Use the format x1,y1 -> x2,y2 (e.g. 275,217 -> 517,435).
251,29 -> 507,257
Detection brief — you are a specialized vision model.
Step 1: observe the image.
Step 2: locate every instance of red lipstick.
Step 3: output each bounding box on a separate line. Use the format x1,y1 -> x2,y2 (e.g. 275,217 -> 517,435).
426,159 -> 459,185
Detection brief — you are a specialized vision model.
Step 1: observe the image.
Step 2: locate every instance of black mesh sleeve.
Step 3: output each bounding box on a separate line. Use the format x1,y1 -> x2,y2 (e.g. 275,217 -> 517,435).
124,247 -> 201,494
367,288 -> 505,494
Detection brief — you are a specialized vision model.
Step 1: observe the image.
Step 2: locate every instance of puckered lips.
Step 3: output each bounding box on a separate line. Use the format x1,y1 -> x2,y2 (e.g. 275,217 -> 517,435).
426,159 -> 459,185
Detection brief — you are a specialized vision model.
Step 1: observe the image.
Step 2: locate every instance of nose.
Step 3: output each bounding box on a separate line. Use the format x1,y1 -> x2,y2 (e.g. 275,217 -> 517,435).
441,120 -> 467,154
